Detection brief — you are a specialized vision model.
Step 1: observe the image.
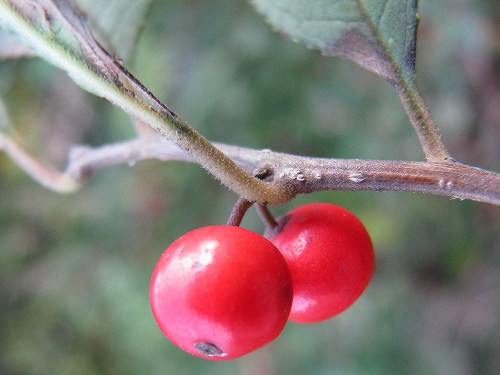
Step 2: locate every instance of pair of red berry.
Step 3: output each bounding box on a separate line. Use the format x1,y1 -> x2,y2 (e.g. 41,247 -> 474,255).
149,203 -> 374,360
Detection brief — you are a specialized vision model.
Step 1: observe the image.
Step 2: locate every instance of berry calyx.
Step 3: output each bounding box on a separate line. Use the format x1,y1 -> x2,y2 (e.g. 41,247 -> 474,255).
266,203 -> 374,323
150,225 -> 293,360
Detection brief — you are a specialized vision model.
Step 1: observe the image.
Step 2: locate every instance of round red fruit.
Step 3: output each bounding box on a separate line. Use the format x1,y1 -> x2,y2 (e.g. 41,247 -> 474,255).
267,203 -> 374,323
150,225 -> 293,360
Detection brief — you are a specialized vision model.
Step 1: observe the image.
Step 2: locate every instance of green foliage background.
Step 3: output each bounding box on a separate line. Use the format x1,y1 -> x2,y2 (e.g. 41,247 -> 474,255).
0,0 -> 498,374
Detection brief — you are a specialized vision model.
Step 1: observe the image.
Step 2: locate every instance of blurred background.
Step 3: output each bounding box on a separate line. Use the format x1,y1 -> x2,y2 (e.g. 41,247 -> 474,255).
0,0 -> 498,374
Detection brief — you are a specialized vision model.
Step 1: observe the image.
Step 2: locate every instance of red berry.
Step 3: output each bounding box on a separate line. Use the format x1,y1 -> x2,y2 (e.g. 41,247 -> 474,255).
150,225 -> 293,360
267,203 -> 374,323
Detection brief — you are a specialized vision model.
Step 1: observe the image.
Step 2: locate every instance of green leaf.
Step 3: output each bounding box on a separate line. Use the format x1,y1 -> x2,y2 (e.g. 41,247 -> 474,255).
251,0 -> 418,85
251,0 -> 453,162
75,0 -> 152,60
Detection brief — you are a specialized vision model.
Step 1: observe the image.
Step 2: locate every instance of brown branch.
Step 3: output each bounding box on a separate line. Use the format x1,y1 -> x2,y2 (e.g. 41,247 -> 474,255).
63,135 -> 500,205
2,131 -> 499,204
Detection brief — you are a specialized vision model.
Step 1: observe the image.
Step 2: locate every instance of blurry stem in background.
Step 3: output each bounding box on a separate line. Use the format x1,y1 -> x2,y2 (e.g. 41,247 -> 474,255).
0,131 -> 81,192
1,132 -> 499,205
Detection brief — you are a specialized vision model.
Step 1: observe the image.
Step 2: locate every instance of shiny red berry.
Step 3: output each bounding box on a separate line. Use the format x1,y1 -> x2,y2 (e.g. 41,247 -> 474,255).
267,203 -> 374,323
150,225 -> 293,360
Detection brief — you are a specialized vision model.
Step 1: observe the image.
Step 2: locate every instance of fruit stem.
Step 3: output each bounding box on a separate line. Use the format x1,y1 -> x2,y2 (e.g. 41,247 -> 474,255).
226,198 -> 253,227
255,204 -> 278,231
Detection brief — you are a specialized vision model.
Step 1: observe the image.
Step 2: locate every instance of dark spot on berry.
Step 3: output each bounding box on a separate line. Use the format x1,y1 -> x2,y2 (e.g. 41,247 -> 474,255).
194,342 -> 225,357
191,261 -> 202,270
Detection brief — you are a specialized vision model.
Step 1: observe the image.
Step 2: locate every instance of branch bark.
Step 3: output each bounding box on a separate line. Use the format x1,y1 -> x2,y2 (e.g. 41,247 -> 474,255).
62,135 -> 499,205
2,130 -> 499,204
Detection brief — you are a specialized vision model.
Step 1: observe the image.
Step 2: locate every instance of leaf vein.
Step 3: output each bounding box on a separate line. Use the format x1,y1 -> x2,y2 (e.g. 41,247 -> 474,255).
377,0 -> 390,30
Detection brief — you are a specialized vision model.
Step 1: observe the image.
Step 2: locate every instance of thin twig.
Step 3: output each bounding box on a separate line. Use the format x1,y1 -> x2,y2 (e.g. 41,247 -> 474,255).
63,136 -> 500,205
396,83 -> 452,163
226,198 -> 253,226
255,205 -> 278,230
0,131 -> 80,192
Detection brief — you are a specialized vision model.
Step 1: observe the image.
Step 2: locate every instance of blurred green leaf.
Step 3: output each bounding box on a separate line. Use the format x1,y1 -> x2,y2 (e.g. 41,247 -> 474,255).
76,0 -> 152,60
0,96 -> 11,130
0,29 -> 35,59
251,0 -> 418,84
